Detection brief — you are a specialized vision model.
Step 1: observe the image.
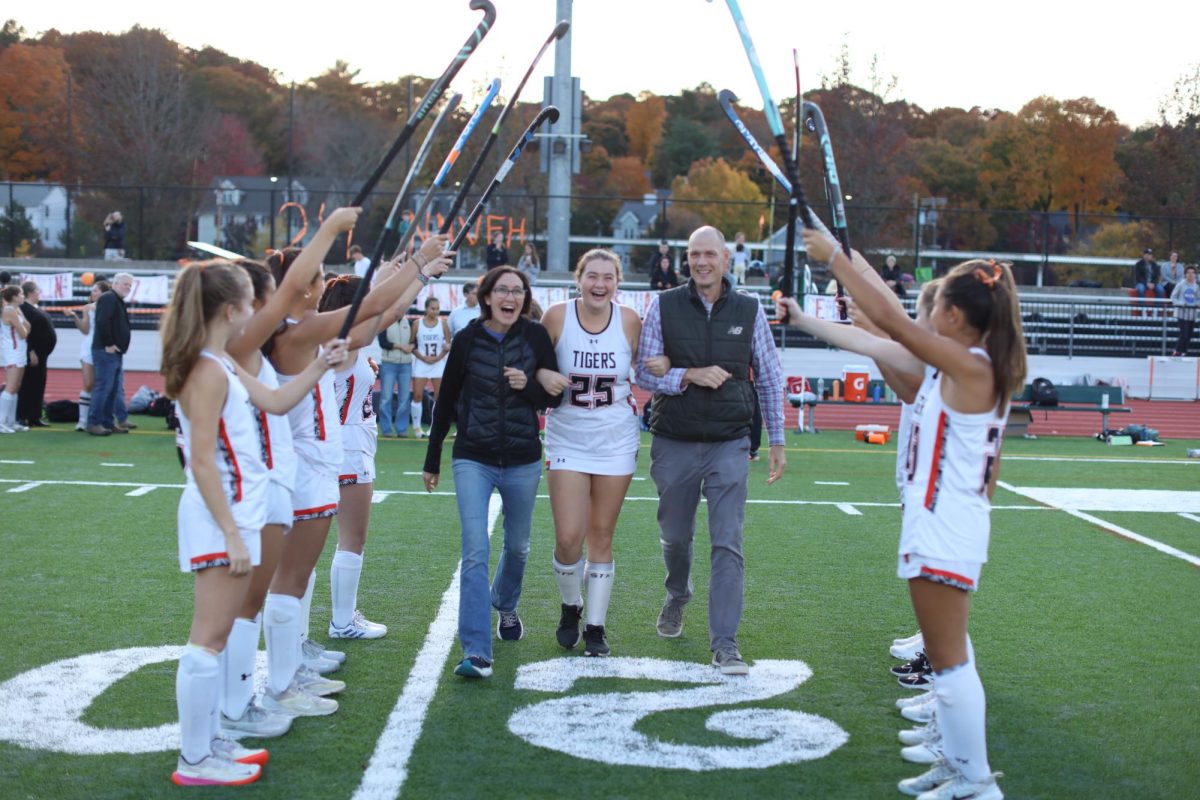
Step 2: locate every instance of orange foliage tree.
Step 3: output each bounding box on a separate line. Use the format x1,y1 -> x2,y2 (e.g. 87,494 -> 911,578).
0,43 -> 71,180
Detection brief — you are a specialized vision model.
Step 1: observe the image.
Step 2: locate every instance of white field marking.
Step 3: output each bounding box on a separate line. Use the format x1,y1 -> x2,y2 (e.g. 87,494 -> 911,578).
1001,486 -> 1200,514
836,504 -> 862,516
1180,513 -> 1200,524
509,658 -> 848,770
371,491 -> 391,505
7,482 -> 42,493
100,463 -> 134,468
815,481 -> 850,485
0,459 -> 34,464
401,471 -> 424,476
352,494 -> 503,800
0,478 -> 184,490
999,481 -> 1200,567
1004,455 -> 1198,466
124,486 -> 156,497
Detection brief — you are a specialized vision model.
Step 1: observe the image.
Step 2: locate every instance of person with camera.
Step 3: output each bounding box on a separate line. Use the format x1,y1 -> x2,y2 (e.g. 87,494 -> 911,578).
103,212 -> 127,261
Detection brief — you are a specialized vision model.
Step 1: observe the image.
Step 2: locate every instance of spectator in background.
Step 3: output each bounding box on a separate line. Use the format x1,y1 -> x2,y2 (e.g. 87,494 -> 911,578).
1133,248 -> 1160,298
103,212 -> 126,260
1171,265 -> 1198,356
349,245 -> 371,278
729,232 -> 749,287
1161,251 -> 1184,299
17,281 -> 56,427
517,243 -> 541,285
448,281 -> 481,337
377,313 -> 414,437
0,271 -> 11,286
645,240 -> 671,276
650,256 -> 679,291
70,280 -> 110,430
486,232 -> 509,270
881,255 -> 907,298
87,272 -> 134,436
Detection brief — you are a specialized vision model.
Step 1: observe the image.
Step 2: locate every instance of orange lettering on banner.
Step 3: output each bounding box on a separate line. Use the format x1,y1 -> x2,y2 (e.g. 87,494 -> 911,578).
507,217 -> 526,248
276,202 -> 309,247
459,216 -> 482,246
485,215 -> 506,246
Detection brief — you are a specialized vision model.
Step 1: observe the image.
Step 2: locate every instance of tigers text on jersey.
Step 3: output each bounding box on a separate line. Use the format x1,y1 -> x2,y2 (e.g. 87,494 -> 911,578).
544,301 -> 640,474
900,353 -> 1006,564
254,357 -> 296,491
335,351 -> 379,454
176,351 -> 269,534
412,316 -> 448,379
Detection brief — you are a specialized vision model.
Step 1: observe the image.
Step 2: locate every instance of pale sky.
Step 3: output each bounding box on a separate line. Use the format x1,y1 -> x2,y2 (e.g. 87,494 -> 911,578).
16,1 -> 1198,129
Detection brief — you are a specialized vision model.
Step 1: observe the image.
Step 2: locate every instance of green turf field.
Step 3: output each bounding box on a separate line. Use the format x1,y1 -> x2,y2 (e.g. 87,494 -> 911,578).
1,425 -> 1198,799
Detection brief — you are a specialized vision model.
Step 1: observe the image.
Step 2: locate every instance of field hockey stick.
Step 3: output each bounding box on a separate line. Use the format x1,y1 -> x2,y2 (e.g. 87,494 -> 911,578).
718,89 -> 792,194
447,106 -> 560,254
368,92 -> 462,266
439,20 -> 569,234
803,101 -> 851,257
349,0 -> 496,207
389,78 -> 502,260
792,48 -> 801,165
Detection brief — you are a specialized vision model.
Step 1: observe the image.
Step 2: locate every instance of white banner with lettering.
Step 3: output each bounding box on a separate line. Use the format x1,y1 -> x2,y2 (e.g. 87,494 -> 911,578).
126,275 -> 170,305
18,273 -> 74,301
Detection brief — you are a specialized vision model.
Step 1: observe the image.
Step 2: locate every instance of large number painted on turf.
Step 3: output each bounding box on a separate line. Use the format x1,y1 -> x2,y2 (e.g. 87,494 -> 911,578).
508,657 -> 847,770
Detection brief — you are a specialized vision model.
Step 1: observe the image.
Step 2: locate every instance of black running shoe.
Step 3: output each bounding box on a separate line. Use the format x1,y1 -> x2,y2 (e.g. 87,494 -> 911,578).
497,610 -> 524,642
891,651 -> 929,677
898,671 -> 933,690
556,604 -> 582,649
582,624 -> 610,657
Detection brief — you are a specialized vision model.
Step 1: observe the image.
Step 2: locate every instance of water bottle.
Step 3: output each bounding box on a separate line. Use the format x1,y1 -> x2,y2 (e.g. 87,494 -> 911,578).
873,384 -> 882,403
817,377 -> 825,400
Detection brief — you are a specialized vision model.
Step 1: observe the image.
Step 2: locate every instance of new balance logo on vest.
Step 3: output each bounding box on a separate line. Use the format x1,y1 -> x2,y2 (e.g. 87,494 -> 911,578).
727,325 -> 744,335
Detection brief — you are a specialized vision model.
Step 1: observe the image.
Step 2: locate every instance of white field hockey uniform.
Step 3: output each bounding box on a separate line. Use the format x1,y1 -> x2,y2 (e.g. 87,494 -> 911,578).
79,307 -> 96,364
544,301 -> 640,475
176,351 -> 267,572
1,308 -> 28,368
274,322 -> 341,520
898,349 -> 1006,591
412,317 -> 448,379
335,351 -> 378,485
255,357 -> 297,531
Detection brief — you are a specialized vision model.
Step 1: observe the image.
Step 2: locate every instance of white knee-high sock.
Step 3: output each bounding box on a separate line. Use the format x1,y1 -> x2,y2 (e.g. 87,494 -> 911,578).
330,550 -> 363,629
77,391 -> 91,428
410,401 -> 422,430
264,593 -> 301,694
553,557 -> 584,607
220,616 -> 260,719
1,392 -> 16,425
299,569 -> 317,641
584,561 -> 615,627
934,651 -> 991,782
176,643 -> 219,764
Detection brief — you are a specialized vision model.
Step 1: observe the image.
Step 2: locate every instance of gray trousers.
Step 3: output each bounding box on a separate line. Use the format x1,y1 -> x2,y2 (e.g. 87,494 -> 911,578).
649,435 -> 750,652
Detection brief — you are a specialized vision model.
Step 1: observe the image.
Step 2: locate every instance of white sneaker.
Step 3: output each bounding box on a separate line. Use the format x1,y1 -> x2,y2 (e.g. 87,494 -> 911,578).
0,424 -> 15,434
898,757 -> 956,797
897,689 -> 936,709
295,665 -> 345,696
328,609 -> 388,639
892,631 -> 923,647
210,734 -> 269,766
171,753 -> 261,786
11,422 -> 28,432
302,636 -> 346,665
916,770 -> 1004,800
900,694 -> 937,724
262,683 -> 338,716
898,717 -> 939,746
221,699 -> 293,738
891,635 -> 925,660
901,736 -> 944,764
412,427 -> 425,438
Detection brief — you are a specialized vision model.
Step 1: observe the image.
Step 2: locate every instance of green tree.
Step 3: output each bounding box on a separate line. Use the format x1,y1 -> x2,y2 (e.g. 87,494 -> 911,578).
653,115 -> 715,186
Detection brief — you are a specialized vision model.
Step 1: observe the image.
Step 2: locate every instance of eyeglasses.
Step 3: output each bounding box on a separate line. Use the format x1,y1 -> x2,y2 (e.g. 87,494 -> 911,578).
491,286 -> 526,298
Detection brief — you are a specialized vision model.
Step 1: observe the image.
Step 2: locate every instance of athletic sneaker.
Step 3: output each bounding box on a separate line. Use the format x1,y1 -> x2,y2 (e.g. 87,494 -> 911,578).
556,604 -> 582,649
901,737 -> 944,764
453,656 -> 493,679
221,699 -> 293,738
893,631 -> 923,648
897,689 -> 936,709
211,735 -> 269,766
898,757 -> 957,797
302,637 -> 345,665
497,610 -> 524,641
891,632 -> 924,661
582,624 -> 610,657
892,652 -> 930,677
262,683 -> 338,717
329,610 -> 387,639
898,717 -> 939,746
171,754 -> 261,786
656,602 -> 684,638
412,427 -> 425,439
712,647 -> 749,676
915,770 -> 1004,800
10,422 -> 28,432
900,697 -> 937,724
294,666 -> 345,696
0,424 -> 14,434
899,671 -> 933,690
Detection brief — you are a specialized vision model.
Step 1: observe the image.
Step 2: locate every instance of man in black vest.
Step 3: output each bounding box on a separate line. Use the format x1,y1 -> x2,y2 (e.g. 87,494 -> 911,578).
635,225 -> 787,675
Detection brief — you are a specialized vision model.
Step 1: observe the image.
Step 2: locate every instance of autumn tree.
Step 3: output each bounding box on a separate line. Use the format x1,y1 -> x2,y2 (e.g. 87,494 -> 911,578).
669,157 -> 764,239
625,93 -> 665,163
0,43 -> 71,180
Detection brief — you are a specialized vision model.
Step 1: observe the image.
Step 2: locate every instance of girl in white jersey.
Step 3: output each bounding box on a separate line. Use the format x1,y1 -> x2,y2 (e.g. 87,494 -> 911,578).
69,280 -> 110,431
536,249 -> 642,657
409,295 -> 450,437
262,233 -> 453,711
319,275 -> 431,641
159,261 -> 348,787
809,227 -> 1026,800
0,285 -> 30,433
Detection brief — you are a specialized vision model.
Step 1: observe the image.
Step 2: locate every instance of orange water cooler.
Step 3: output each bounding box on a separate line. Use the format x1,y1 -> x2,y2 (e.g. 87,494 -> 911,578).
843,365 -> 870,402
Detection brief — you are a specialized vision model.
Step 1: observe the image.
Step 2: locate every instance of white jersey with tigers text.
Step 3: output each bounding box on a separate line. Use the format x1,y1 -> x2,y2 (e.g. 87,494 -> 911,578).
273,320 -> 342,463
335,350 -> 379,454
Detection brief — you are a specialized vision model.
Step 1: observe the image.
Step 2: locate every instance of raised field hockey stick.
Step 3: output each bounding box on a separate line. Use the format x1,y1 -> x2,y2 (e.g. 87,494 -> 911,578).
389,78 -> 502,260
438,20 -> 569,234
792,48 -> 801,165
336,83 -> 499,341
447,106 -> 560,254
718,89 -> 792,194
803,101 -> 851,259
367,92 -> 462,266
349,0 -> 495,207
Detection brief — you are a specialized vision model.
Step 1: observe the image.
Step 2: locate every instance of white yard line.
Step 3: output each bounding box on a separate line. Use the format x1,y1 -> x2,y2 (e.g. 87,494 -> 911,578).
0,459 -> 34,464
1179,513 -> 1200,525
123,486 -> 157,497
998,481 -> 1200,567
6,482 -> 42,493
352,494 -> 503,800
835,504 -> 862,516
1004,456 -> 1198,466
100,463 -> 134,468
815,481 -> 850,486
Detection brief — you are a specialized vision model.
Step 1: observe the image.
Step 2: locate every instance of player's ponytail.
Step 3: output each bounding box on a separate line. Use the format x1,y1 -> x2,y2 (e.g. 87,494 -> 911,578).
159,261 -> 248,398
939,260 -> 1027,409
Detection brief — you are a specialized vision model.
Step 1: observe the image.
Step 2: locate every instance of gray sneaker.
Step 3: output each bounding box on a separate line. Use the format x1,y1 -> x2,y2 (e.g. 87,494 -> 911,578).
711,647 -> 749,675
656,602 -> 683,638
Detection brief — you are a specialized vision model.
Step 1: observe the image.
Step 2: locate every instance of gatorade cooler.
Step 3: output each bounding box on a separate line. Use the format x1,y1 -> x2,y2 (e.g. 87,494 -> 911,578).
843,365 -> 870,403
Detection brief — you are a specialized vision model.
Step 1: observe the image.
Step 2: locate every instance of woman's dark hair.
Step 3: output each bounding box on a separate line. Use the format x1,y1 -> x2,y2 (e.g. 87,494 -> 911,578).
235,259 -> 273,304
2,285 -> 21,303
318,274 -> 360,312
265,247 -> 304,288
477,267 -> 531,321
95,279 -> 112,294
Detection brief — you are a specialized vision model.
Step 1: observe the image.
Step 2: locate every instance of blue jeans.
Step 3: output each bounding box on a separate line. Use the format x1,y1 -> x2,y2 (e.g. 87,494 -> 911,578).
1136,282 -> 1158,298
452,458 -> 542,663
377,361 -> 411,436
89,349 -> 123,429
